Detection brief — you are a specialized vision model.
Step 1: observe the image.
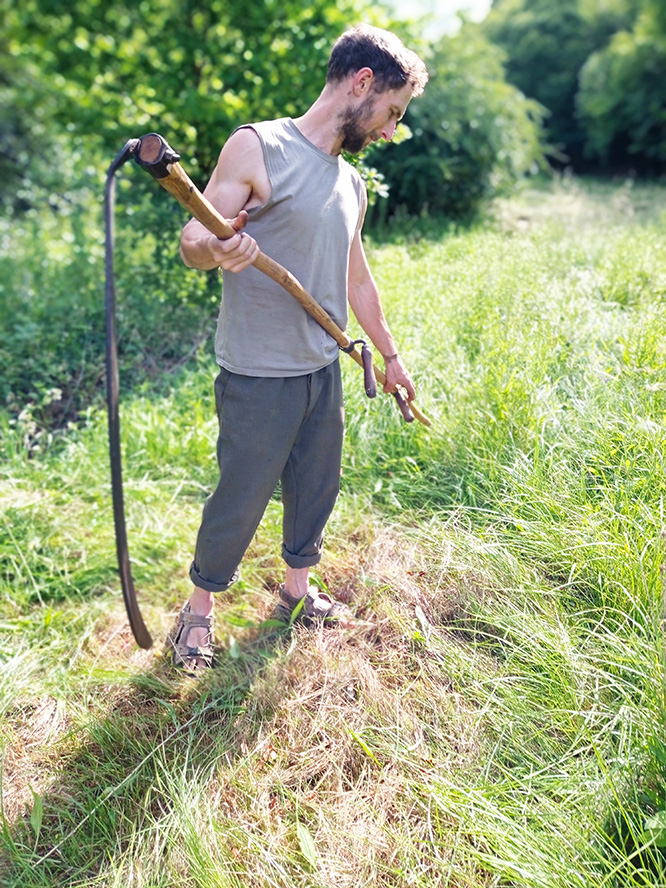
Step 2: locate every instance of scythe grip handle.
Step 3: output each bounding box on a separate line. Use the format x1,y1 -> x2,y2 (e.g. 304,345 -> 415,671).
348,338 -> 376,399
393,391 -> 415,422
361,342 -> 377,398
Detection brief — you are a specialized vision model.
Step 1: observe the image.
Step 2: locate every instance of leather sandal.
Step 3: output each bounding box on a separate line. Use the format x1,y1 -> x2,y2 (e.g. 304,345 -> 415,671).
272,584 -> 355,627
272,585 -> 304,624
172,603 -> 214,675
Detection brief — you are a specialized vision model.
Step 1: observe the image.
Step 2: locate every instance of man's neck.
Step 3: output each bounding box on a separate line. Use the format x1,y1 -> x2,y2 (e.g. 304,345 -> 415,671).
292,85 -> 348,156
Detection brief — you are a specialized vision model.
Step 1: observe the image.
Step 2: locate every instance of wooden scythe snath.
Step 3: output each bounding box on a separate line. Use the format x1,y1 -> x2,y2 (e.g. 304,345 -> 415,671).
104,132 -> 431,649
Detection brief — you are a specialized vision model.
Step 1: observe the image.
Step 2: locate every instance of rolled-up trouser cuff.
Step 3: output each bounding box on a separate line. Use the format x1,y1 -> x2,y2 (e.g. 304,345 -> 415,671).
189,561 -> 239,593
281,544 -> 322,570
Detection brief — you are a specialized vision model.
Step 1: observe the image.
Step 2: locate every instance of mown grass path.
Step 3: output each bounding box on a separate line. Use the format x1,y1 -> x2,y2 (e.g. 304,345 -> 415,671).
1,178 -> 666,886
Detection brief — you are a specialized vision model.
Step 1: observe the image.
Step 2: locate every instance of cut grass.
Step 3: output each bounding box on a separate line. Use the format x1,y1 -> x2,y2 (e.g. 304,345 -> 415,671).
1,176 -> 666,886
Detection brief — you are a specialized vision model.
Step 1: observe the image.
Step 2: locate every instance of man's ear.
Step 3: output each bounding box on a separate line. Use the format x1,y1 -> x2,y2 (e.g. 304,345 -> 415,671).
351,67 -> 375,96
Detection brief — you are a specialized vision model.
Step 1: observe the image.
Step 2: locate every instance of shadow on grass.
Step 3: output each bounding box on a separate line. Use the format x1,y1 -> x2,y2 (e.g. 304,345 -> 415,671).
0,620 -> 295,887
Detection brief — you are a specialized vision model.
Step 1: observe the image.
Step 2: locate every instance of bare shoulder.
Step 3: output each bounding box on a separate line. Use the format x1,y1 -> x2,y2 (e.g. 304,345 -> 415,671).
210,127 -> 269,210
219,127 -> 262,164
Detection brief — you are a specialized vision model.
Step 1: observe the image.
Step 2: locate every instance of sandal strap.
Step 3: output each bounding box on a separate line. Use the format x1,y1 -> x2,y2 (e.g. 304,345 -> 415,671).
304,588 -> 354,621
272,584 -> 355,626
183,644 -> 213,657
304,589 -> 334,619
173,603 -> 214,666
178,610 -> 213,631
277,584 -> 305,611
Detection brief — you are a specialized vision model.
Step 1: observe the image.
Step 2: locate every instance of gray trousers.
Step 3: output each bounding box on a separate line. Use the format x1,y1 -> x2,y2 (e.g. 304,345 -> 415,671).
189,360 -> 344,592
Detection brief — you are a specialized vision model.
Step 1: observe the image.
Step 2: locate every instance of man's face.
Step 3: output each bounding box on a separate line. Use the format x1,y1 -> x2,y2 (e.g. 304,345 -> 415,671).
339,82 -> 413,154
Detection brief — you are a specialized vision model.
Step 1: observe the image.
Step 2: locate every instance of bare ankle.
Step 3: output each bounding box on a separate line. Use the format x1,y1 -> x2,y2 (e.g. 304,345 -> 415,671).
190,586 -> 214,616
284,566 -> 310,600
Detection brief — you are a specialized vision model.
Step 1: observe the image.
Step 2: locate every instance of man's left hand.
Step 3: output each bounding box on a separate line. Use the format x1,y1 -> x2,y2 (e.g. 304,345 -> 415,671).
383,353 -> 416,401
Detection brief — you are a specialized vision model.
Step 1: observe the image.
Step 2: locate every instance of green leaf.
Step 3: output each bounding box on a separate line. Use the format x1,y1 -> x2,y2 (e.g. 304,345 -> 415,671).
645,810 -> 666,846
289,596 -> 306,627
649,739 -> 666,768
348,728 -> 381,766
222,613 -> 257,628
29,785 -> 43,841
645,810 -> 666,831
228,634 -> 241,659
297,821 -> 317,868
257,618 -> 289,629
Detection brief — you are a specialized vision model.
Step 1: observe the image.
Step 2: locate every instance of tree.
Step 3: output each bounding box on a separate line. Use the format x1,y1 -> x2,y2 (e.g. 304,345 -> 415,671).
577,4 -> 666,170
482,0 -> 666,172
369,24 -> 545,219
3,0 -> 379,199
481,0 -> 633,167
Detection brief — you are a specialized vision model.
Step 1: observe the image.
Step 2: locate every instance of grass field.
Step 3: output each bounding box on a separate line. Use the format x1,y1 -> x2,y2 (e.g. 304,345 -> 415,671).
1,176 -> 666,886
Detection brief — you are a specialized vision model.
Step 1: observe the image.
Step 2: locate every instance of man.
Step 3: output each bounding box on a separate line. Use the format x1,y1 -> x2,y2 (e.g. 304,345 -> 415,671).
173,24 -> 428,672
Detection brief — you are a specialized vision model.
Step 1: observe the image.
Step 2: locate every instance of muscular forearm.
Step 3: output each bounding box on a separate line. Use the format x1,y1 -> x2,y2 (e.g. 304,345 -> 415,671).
348,280 -> 398,360
180,224 -> 221,271
348,275 -> 415,400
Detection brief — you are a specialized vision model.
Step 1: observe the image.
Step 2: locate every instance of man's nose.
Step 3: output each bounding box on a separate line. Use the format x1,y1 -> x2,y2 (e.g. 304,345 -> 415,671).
381,120 -> 397,141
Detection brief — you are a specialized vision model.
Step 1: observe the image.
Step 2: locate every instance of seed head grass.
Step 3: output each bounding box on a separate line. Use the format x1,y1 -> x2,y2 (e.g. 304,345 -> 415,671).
2,177 -> 666,885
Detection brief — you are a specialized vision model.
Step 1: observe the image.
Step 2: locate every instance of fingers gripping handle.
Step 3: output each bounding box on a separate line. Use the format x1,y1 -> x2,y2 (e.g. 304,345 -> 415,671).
361,343 -> 416,423
135,133 -> 238,240
347,344 -> 415,423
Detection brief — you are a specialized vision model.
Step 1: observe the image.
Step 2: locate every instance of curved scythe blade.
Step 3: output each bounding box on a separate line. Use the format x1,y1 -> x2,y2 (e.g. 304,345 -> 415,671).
104,141 -> 153,649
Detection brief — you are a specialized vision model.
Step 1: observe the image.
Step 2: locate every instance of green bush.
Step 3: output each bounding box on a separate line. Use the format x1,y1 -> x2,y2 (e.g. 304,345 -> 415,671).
0,187 -> 219,426
577,25 -> 666,168
2,0 -> 381,202
369,25 -> 546,219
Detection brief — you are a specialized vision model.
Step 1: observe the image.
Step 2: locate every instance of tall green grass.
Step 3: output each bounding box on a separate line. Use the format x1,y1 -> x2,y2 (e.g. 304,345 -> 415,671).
1,177 -> 666,886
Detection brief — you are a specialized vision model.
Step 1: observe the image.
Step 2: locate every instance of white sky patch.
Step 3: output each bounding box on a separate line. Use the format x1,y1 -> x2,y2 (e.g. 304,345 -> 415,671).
388,0 -> 493,38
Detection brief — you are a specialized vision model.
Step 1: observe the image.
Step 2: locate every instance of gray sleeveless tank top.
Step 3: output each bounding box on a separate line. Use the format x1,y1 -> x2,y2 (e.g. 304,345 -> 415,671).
214,118 -> 366,376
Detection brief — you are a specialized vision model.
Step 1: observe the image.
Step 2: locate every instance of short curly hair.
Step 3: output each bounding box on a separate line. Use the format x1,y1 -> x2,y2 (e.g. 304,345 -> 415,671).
327,25 -> 429,96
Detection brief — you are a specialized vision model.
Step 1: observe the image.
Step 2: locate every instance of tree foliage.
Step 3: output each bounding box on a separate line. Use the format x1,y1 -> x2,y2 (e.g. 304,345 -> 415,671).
482,0 -> 666,171
2,0 -> 378,203
369,25 -> 545,219
577,5 -> 666,168
2,0 -> 549,222
481,0 -> 621,166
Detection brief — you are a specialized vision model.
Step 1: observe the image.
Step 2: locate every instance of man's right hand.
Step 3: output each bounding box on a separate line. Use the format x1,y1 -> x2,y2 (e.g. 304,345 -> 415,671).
206,210 -> 260,273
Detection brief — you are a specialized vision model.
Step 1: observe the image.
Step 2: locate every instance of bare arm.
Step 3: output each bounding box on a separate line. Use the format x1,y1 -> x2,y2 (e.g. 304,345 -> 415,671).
179,128 -> 266,273
347,229 -> 416,401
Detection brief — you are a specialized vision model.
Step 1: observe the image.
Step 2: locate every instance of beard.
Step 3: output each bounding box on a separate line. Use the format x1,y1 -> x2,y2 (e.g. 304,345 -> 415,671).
338,97 -> 377,154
